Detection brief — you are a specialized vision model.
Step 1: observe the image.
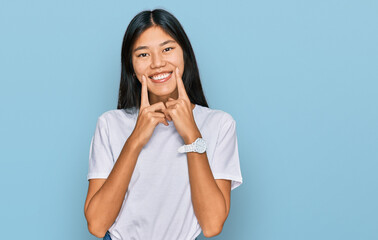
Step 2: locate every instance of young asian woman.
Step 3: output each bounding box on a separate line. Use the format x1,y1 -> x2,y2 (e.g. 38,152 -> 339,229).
84,9 -> 243,240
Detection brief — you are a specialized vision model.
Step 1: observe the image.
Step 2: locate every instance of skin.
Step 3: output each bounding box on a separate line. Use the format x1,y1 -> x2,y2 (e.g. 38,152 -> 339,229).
132,25 -> 189,109
84,26 -> 231,238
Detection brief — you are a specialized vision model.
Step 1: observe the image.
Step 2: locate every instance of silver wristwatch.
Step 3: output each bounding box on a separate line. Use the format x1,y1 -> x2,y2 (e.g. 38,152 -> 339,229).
177,137 -> 207,154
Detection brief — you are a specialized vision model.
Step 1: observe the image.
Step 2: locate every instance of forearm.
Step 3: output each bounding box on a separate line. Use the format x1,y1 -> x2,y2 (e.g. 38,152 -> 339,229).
85,136 -> 142,236
185,133 -> 227,237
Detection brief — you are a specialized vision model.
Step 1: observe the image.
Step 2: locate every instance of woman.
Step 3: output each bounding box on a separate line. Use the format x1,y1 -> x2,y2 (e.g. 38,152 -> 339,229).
84,9 -> 243,240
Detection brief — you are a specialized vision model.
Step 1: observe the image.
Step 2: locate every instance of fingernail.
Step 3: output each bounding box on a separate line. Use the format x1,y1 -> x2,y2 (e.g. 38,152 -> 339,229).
142,75 -> 145,82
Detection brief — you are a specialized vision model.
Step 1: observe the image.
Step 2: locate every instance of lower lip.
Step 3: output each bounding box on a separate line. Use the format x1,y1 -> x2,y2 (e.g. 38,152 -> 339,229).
150,72 -> 172,83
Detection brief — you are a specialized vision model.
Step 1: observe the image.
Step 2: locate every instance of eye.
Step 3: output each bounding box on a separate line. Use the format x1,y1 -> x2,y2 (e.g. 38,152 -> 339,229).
163,47 -> 173,52
137,53 -> 149,58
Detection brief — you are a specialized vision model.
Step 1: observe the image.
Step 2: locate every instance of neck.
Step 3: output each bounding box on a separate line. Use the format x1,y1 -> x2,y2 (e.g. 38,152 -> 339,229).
148,91 -> 178,106
148,91 -> 195,110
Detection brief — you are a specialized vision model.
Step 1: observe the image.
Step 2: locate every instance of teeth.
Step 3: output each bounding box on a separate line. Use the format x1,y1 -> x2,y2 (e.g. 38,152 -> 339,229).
151,72 -> 171,80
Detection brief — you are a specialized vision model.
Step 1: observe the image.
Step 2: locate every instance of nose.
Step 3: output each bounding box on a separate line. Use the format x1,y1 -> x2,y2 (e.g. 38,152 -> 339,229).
150,52 -> 166,69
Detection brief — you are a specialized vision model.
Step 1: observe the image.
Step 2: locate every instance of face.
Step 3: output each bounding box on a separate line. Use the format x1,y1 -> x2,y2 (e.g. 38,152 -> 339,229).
132,26 -> 185,103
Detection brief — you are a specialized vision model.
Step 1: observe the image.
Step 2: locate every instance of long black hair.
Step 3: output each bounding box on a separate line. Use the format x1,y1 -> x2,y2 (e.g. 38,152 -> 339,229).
117,9 -> 209,111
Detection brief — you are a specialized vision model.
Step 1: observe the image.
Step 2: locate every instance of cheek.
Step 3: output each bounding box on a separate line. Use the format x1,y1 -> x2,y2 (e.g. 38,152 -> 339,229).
169,54 -> 184,68
177,53 -> 185,69
133,60 -> 148,76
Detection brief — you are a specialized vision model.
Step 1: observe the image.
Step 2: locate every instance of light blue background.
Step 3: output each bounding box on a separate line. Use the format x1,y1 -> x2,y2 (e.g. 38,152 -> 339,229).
1,0 -> 377,239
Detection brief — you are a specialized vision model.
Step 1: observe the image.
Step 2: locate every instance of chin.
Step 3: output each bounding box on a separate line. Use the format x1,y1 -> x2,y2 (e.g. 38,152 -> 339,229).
150,85 -> 176,97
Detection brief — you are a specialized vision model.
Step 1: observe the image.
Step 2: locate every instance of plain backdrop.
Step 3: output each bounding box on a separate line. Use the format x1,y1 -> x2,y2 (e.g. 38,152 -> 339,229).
0,0 -> 377,239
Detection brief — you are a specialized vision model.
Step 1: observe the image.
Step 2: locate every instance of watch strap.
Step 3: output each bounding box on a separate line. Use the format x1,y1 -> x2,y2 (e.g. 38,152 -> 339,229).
177,138 -> 206,153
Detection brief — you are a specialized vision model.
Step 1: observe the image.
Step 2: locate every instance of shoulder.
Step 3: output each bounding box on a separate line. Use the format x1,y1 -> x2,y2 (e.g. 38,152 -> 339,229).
194,104 -> 236,127
194,105 -> 238,147
97,108 -> 138,125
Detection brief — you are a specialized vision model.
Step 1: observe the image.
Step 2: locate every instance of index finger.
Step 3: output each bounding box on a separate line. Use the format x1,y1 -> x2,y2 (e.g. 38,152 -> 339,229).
140,75 -> 150,110
175,67 -> 190,101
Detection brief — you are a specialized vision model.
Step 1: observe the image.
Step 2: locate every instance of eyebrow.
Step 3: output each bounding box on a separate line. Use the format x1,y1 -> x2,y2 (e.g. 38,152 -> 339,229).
133,40 -> 176,52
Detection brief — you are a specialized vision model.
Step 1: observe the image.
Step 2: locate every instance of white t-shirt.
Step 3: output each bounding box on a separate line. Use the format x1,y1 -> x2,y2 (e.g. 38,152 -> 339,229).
87,104 -> 243,240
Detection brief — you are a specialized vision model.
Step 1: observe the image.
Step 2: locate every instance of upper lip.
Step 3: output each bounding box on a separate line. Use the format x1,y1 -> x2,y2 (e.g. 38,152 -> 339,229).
149,71 -> 173,78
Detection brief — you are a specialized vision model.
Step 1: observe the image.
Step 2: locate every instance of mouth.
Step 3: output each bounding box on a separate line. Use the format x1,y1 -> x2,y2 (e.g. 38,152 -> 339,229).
149,71 -> 173,83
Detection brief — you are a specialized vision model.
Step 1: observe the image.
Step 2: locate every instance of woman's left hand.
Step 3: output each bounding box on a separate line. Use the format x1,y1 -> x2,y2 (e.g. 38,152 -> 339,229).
163,67 -> 201,144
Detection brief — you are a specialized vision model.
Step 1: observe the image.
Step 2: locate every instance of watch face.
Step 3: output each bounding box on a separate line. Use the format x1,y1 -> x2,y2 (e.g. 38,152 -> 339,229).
195,138 -> 206,153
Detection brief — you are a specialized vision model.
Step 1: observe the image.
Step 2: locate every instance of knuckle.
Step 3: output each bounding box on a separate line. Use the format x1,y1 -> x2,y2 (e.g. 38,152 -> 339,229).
141,108 -> 148,115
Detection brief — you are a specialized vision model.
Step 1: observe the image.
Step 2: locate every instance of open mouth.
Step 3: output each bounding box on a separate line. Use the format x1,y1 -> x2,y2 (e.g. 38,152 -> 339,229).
149,72 -> 173,83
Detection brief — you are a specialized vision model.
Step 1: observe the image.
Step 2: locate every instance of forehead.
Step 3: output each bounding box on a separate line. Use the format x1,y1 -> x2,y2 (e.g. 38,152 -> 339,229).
134,26 -> 175,47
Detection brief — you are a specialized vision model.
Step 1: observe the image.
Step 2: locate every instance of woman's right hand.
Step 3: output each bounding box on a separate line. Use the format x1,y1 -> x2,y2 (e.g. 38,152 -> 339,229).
129,75 -> 169,148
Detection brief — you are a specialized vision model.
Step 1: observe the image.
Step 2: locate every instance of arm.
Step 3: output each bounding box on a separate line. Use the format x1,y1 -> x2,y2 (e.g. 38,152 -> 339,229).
184,132 -> 231,238
162,67 -> 232,238
84,75 -> 170,238
84,135 -> 142,238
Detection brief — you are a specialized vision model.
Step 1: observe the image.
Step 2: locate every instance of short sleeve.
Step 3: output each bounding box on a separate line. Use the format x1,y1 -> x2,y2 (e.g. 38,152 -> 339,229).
211,117 -> 243,191
87,116 -> 114,181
